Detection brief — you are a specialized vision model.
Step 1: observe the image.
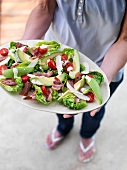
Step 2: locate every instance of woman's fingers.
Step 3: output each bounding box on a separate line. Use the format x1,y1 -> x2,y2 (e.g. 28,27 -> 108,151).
90,107 -> 101,117
63,114 -> 77,118
63,107 -> 101,118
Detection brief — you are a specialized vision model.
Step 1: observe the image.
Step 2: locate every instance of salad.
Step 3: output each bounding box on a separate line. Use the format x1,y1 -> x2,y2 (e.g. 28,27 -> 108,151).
0,40 -> 104,110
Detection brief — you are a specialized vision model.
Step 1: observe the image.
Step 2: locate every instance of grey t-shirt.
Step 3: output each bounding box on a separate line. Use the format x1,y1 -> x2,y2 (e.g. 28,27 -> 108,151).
45,0 -> 126,82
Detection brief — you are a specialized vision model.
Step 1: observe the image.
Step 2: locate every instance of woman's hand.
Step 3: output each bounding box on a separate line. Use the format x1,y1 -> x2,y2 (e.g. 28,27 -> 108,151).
63,107 -> 101,118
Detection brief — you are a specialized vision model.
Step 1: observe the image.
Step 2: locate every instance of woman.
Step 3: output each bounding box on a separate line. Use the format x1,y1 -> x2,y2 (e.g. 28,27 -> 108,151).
22,0 -> 127,162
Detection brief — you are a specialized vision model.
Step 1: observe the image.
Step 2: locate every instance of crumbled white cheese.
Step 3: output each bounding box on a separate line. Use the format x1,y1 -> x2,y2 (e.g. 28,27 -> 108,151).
31,79 -> 43,85
56,55 -> 63,75
85,75 -> 91,82
67,66 -> 73,72
13,68 -> 18,78
40,44 -> 48,49
0,57 -> 10,66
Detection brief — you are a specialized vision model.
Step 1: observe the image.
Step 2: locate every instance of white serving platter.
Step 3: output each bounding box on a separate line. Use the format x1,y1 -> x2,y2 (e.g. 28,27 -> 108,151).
0,40 -> 110,114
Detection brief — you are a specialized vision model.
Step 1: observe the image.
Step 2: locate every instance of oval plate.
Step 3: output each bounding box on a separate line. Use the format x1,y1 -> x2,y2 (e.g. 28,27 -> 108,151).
0,40 -> 110,114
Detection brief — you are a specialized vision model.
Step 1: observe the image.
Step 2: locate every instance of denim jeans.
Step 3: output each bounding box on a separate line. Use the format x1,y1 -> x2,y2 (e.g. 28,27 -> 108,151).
56,76 -> 123,139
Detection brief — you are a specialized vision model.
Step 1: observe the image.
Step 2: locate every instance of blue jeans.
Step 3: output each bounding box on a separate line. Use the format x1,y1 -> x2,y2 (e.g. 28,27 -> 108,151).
56,76 -> 123,139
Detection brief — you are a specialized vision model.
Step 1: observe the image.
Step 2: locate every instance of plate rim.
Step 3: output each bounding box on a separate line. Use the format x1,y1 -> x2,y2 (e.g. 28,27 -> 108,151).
0,40 -> 110,114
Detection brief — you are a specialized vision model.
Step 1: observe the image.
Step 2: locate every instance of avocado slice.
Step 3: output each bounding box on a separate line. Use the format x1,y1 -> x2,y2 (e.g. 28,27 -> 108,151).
82,86 -> 92,94
85,75 -> 103,104
58,76 -> 85,102
30,73 -> 67,86
15,61 -> 30,68
2,67 -> 34,78
17,49 -> 32,62
41,65 -> 49,71
69,50 -> 80,79
39,51 -> 62,66
58,90 -> 71,103
74,76 -> 85,90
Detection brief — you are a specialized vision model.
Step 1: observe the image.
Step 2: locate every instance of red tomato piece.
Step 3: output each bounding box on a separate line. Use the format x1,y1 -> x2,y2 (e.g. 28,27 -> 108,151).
65,62 -> 73,72
21,75 -> 30,83
85,92 -> 94,102
23,47 -> 27,53
0,48 -> 9,56
38,47 -> 48,54
41,85 -> 47,96
66,62 -> 73,68
87,74 -> 94,78
0,65 -> 8,75
47,58 -> 56,69
61,54 -> 68,61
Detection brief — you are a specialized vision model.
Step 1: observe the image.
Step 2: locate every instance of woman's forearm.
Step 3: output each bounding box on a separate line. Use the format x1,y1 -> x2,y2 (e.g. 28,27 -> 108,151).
100,40 -> 127,83
22,0 -> 56,40
101,11 -> 127,83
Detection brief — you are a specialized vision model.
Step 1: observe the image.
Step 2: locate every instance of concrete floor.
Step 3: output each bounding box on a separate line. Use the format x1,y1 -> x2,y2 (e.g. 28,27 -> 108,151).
0,66 -> 127,170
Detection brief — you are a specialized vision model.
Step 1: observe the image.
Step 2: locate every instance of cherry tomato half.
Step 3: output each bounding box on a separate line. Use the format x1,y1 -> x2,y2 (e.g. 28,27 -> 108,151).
65,62 -> 73,72
0,65 -> 8,75
0,48 -> 9,56
61,54 -> 68,61
38,47 -> 48,54
21,75 -> 30,83
23,47 -> 28,53
41,85 -> 47,96
85,92 -> 94,102
47,58 -> 56,70
87,74 -> 94,78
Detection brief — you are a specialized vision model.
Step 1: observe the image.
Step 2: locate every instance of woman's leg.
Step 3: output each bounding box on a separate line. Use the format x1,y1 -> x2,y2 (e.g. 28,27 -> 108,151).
80,76 -> 123,138
79,76 -> 123,162
56,113 -> 74,136
46,114 -> 74,149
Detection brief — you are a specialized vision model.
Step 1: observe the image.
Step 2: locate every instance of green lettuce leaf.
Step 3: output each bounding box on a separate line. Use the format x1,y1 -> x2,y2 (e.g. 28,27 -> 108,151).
80,64 -> 85,72
7,59 -> 15,68
62,93 -> 87,110
33,64 -> 43,72
89,71 -> 104,85
52,90 -> 59,99
34,85 -> 51,104
36,41 -> 60,51
0,77 -> 23,92
9,41 -> 17,50
62,73 -> 69,84
62,48 -> 74,60
82,88 -> 92,94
